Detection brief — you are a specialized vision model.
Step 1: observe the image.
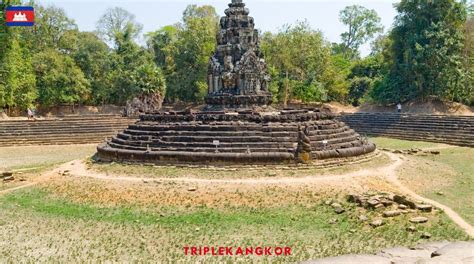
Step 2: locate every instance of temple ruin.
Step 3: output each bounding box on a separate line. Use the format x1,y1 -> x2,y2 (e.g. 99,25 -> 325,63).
206,0 -> 272,110
96,0 -> 376,164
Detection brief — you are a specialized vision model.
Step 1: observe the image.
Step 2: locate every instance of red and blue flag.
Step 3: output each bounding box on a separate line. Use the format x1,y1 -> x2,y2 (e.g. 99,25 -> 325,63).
5,6 -> 35,27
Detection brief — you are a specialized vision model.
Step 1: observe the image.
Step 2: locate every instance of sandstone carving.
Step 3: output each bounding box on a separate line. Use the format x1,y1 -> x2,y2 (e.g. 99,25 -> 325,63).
96,0 -> 376,165
206,0 -> 272,110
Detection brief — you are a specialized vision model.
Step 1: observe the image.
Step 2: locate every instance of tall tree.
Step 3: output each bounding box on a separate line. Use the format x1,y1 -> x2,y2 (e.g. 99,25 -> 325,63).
33,49 -> 91,107
378,0 -> 469,104
146,25 -> 178,69
0,0 -> 37,113
464,3 -> 473,104
107,24 -> 166,105
0,38 -> 37,112
261,21 -> 348,105
31,5 -> 78,52
72,32 -> 111,104
96,7 -> 143,46
157,5 -> 218,102
339,5 -> 383,59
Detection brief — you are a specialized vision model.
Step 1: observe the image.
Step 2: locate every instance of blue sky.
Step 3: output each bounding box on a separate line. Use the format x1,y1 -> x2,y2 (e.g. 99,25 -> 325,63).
38,0 -> 399,56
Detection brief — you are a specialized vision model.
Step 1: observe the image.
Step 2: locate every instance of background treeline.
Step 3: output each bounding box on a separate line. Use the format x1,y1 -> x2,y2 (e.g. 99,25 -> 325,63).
0,0 -> 472,114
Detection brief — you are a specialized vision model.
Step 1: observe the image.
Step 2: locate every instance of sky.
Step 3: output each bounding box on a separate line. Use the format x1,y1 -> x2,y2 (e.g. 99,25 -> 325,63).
38,0 -> 399,56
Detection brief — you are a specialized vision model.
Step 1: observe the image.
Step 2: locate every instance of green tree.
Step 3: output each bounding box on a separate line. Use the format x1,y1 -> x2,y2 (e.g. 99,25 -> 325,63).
107,24 -> 166,104
146,25 -> 178,69
96,7 -> 143,46
0,38 -> 37,111
30,5 -> 78,52
379,0 -> 469,104
158,5 -> 218,102
339,5 -> 383,59
261,21 -> 348,104
464,4 -> 473,104
33,49 -> 91,107
0,1 -> 37,112
72,32 -> 111,104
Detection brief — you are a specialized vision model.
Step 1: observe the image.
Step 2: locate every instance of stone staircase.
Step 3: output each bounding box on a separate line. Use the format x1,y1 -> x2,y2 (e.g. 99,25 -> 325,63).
98,110 -> 376,164
0,115 -> 136,147
339,113 -> 474,147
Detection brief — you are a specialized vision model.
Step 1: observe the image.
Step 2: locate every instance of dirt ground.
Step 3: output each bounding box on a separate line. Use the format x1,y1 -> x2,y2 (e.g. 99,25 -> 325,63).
0,138 -> 472,262
356,98 -> 474,116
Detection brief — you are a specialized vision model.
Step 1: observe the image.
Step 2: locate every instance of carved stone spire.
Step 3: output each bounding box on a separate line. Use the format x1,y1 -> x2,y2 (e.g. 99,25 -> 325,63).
206,0 -> 272,110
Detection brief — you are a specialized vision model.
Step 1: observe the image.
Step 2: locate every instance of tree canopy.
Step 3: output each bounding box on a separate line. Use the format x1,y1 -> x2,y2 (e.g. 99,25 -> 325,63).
339,5 -> 383,59
371,0 -> 471,105
1,1 -> 472,114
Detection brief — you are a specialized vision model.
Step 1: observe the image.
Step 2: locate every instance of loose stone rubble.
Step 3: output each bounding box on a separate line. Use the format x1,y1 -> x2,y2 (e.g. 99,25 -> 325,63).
346,192 -> 433,215
1,172 -> 14,182
381,148 -> 442,156
323,192 -> 439,235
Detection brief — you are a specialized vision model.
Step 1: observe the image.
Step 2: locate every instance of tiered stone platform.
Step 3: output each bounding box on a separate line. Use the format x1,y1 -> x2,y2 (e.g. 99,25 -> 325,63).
96,109 -> 376,164
339,113 -> 474,147
0,115 -> 135,146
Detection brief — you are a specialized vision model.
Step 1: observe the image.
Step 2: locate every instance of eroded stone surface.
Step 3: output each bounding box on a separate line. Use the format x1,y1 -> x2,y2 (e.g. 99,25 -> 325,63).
206,0 -> 272,109
302,254 -> 391,264
304,241 -> 474,264
95,0 -> 377,165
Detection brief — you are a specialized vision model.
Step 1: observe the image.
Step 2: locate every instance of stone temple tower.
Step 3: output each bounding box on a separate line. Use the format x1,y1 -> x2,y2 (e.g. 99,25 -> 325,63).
206,0 -> 272,109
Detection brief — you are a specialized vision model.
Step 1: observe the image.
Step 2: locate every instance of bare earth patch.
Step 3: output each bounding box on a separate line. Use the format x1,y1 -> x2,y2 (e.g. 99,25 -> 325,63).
0,139 -> 472,262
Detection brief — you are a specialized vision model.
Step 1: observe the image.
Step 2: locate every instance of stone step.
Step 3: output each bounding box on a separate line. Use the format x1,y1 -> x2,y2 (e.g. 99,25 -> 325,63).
0,120 -> 134,128
349,127 -> 474,140
107,141 -> 294,153
351,131 -> 474,147
341,113 -> 474,120
0,127 -> 127,135
340,115 -> 474,121
342,121 -> 474,131
122,135 -> 298,143
340,116 -> 474,125
0,139 -> 106,146
110,137 -> 297,149
121,129 -> 299,138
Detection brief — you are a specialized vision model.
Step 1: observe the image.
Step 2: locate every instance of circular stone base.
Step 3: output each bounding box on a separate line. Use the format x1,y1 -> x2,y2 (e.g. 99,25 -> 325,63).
96,108 -> 376,165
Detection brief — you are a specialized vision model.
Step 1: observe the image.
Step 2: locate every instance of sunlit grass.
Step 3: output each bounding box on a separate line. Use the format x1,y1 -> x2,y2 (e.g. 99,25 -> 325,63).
0,187 -> 469,262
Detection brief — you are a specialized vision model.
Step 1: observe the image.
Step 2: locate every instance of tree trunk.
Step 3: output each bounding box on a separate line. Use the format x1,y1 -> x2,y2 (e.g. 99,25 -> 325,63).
284,71 -> 289,108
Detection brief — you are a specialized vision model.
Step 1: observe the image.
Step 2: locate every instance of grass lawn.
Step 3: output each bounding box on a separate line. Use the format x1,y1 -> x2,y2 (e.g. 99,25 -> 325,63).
0,139 -> 472,262
373,137 -> 474,225
369,137 -> 442,150
0,144 -> 97,172
0,187 -> 469,262
414,147 -> 473,225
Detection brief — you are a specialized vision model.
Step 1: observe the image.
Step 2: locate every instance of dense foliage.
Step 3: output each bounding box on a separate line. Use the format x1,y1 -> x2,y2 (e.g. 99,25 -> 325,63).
146,5 -> 218,103
371,0 -> 472,105
261,21 -> 347,105
0,1 -> 472,113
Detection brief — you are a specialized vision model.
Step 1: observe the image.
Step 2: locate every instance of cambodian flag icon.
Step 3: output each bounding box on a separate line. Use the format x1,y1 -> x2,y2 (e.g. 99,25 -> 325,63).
6,6 -> 35,26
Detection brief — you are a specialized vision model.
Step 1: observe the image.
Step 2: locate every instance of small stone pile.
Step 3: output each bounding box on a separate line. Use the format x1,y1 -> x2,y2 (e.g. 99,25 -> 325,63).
326,192 -> 436,236
380,148 -> 441,156
1,172 -> 14,182
347,193 -> 433,213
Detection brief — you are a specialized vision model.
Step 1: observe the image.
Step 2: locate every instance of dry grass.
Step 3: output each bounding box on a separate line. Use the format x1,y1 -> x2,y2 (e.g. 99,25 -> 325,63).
0,140 -> 472,262
0,187 -> 468,263
0,144 -> 96,172
89,153 -> 390,180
